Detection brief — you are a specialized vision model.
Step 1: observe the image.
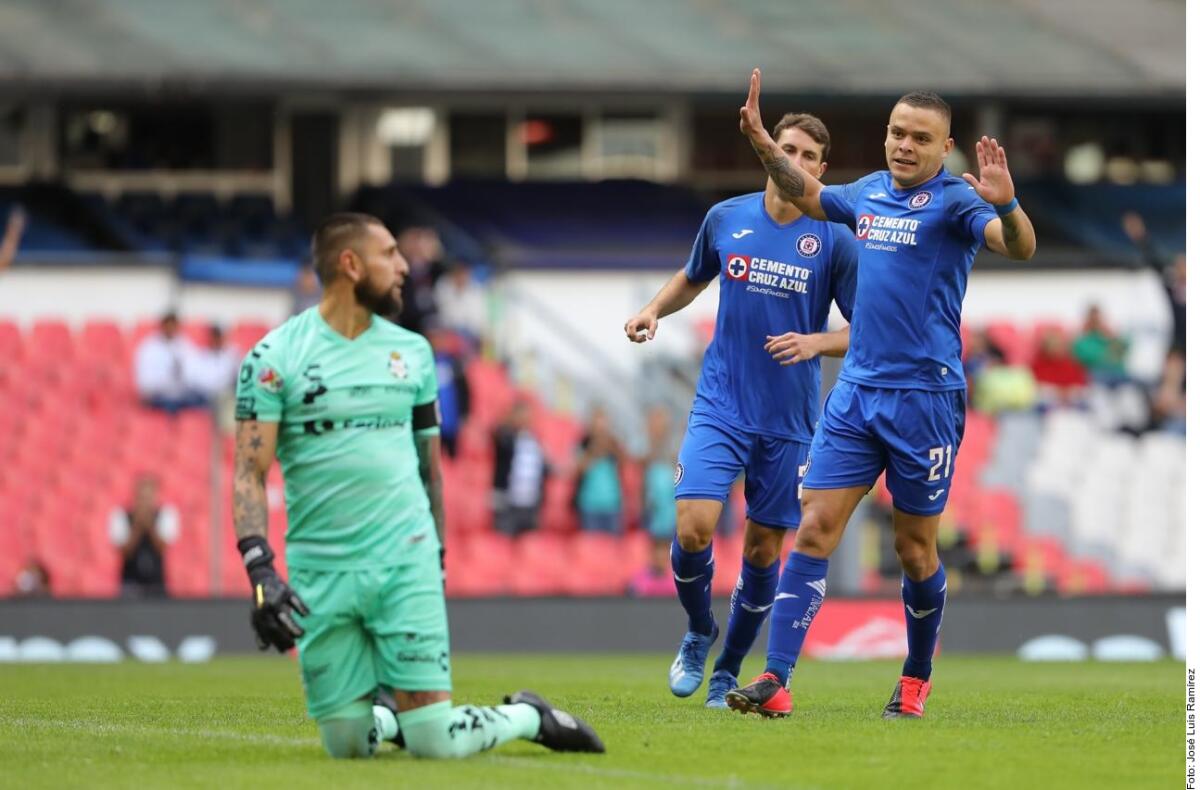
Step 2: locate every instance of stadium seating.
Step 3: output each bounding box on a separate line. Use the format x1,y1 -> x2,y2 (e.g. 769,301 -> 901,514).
0,316 -> 1184,599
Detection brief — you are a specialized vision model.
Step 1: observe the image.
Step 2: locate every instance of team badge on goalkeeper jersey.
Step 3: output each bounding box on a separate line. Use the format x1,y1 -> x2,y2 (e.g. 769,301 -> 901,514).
388,351 -> 408,379
258,366 -> 284,393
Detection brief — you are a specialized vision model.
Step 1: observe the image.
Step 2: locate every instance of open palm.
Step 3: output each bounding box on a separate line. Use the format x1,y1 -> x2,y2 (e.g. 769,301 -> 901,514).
962,136 -> 1015,206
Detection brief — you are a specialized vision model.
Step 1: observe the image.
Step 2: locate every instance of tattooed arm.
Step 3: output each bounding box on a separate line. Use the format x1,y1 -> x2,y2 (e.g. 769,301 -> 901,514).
739,68 -> 827,219
233,419 -> 278,541
415,433 -> 445,548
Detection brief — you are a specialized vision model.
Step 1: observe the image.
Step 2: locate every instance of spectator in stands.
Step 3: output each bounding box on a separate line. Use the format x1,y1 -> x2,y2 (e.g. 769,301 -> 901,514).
396,226 -> 445,333
291,266 -> 323,315
12,559 -> 50,598
109,473 -> 179,598
1030,326 -> 1090,408
430,329 -> 472,458
492,398 -> 547,536
185,324 -> 239,403
434,261 -> 488,347
1151,349 -> 1185,435
1072,304 -> 1129,384
630,406 -> 677,597
0,205 -> 26,274
134,311 -> 207,414
575,407 -> 626,534
1123,211 -> 1185,354
962,328 -> 1004,407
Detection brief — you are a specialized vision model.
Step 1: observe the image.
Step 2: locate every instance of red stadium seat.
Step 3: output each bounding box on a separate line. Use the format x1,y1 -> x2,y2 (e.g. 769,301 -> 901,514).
510,531 -> 569,595
230,321 -> 273,352
564,532 -> 625,595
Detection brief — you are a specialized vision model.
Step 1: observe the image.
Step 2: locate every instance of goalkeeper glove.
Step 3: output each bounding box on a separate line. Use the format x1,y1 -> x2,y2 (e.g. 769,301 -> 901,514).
238,536 -> 310,652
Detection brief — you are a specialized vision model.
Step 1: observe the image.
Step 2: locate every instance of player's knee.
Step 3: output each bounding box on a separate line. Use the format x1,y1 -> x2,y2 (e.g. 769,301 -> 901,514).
893,535 -> 938,579
793,509 -> 838,557
675,503 -> 716,552
743,526 -> 784,567
317,707 -> 378,759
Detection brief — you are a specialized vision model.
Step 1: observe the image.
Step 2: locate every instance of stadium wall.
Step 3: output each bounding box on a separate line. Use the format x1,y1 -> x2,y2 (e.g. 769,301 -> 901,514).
0,596 -> 1183,663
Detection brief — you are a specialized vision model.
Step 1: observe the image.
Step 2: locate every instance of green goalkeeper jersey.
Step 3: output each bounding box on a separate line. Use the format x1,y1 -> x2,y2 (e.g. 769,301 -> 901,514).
235,308 -> 440,571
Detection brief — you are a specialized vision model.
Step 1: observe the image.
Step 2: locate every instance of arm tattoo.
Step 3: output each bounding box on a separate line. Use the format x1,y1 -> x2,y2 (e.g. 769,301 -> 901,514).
233,423 -> 269,540
1001,212 -> 1022,247
762,151 -> 807,201
416,435 -> 445,545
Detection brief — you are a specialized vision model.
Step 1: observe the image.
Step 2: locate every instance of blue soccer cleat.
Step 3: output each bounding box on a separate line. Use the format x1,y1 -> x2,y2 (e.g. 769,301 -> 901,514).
668,625 -> 719,697
705,669 -> 737,709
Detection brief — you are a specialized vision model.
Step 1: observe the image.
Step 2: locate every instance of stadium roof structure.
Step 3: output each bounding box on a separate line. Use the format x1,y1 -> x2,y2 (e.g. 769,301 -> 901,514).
0,0 -> 1183,98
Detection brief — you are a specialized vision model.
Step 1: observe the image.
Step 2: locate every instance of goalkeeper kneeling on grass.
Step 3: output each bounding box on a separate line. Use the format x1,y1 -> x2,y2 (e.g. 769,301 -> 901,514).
232,212 -> 604,759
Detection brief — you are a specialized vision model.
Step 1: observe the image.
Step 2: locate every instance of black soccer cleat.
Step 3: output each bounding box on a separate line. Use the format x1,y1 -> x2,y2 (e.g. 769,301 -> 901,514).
504,690 -> 606,753
373,686 -> 406,748
724,672 -> 792,718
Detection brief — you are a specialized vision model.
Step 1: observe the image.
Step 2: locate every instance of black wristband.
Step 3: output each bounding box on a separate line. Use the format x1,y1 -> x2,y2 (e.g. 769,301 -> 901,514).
237,536 -> 276,584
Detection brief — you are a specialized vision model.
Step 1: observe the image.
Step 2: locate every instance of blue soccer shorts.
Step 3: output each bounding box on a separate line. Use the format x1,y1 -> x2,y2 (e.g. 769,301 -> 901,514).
803,380 -> 967,516
674,410 -> 809,530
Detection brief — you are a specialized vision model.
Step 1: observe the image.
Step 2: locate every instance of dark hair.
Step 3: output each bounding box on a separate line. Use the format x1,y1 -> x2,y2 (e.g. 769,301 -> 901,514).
773,113 -> 831,162
310,212 -> 384,285
895,90 -> 951,128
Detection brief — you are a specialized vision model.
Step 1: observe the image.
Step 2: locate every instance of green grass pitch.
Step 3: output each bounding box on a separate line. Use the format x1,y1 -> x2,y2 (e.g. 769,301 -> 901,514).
0,655 -> 1179,789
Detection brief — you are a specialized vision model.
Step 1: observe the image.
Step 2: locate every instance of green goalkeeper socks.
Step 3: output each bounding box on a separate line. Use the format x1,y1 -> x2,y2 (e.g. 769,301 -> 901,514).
381,700 -> 540,759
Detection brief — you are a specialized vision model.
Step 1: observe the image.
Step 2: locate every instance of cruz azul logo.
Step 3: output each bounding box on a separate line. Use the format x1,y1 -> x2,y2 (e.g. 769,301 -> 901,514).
856,215 -> 874,239
725,254 -> 751,280
796,233 -> 821,258
856,214 -> 921,250
726,252 -> 811,296
908,190 -> 933,209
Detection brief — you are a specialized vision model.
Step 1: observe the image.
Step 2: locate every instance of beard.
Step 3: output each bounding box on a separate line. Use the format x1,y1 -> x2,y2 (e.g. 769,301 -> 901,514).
354,278 -> 403,320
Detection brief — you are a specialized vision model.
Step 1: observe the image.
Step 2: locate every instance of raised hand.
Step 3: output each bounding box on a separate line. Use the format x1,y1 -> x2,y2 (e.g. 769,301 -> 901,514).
739,68 -> 771,146
961,136 -> 1015,207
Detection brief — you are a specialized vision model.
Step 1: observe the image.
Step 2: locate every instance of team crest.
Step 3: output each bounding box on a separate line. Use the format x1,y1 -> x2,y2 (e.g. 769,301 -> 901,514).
856,214 -> 874,239
674,462 -> 685,486
796,233 -> 821,258
387,351 -> 408,379
725,254 -> 750,281
908,191 -> 933,210
257,366 -> 283,393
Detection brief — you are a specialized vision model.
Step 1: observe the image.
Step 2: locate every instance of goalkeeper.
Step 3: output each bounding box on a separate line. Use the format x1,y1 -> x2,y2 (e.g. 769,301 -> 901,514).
233,212 -> 604,759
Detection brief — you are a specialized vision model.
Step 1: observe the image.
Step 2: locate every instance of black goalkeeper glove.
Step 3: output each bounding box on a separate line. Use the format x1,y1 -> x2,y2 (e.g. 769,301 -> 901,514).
238,536 -> 311,652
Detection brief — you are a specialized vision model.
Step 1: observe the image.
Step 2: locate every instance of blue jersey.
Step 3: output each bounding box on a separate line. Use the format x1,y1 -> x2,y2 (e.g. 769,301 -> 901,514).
819,168 -> 997,391
684,192 -> 857,442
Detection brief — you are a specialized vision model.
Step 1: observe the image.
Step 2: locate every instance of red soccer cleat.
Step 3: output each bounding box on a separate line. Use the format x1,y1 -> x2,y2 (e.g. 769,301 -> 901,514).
881,676 -> 932,719
724,672 -> 793,719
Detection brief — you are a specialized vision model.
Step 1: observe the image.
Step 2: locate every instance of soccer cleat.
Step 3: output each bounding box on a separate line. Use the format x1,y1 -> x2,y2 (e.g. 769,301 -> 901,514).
705,670 -> 738,709
724,672 -> 792,718
881,676 -> 932,719
504,690 -> 606,753
668,624 -> 719,697
373,687 -> 405,748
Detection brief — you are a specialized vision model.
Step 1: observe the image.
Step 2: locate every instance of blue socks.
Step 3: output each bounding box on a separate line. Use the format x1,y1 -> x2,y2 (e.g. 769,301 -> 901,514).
901,563 -> 947,681
764,552 -> 828,685
672,536 -> 715,635
714,557 -> 780,676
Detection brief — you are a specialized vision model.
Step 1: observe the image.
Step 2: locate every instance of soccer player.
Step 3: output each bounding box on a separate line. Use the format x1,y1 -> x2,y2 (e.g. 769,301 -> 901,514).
624,114 -> 857,708
726,70 -> 1035,719
233,213 -> 604,759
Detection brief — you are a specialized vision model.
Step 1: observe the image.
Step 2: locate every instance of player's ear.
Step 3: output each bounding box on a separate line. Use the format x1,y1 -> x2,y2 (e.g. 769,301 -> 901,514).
338,248 -> 362,283
817,161 -> 828,179
942,136 -> 954,163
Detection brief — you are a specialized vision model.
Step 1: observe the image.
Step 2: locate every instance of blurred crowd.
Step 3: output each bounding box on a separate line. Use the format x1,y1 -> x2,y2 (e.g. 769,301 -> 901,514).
963,211 -> 1184,436
9,216 -> 1184,599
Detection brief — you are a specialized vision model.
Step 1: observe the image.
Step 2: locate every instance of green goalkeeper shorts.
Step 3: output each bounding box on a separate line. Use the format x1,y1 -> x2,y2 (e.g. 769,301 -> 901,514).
289,539 -> 451,720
